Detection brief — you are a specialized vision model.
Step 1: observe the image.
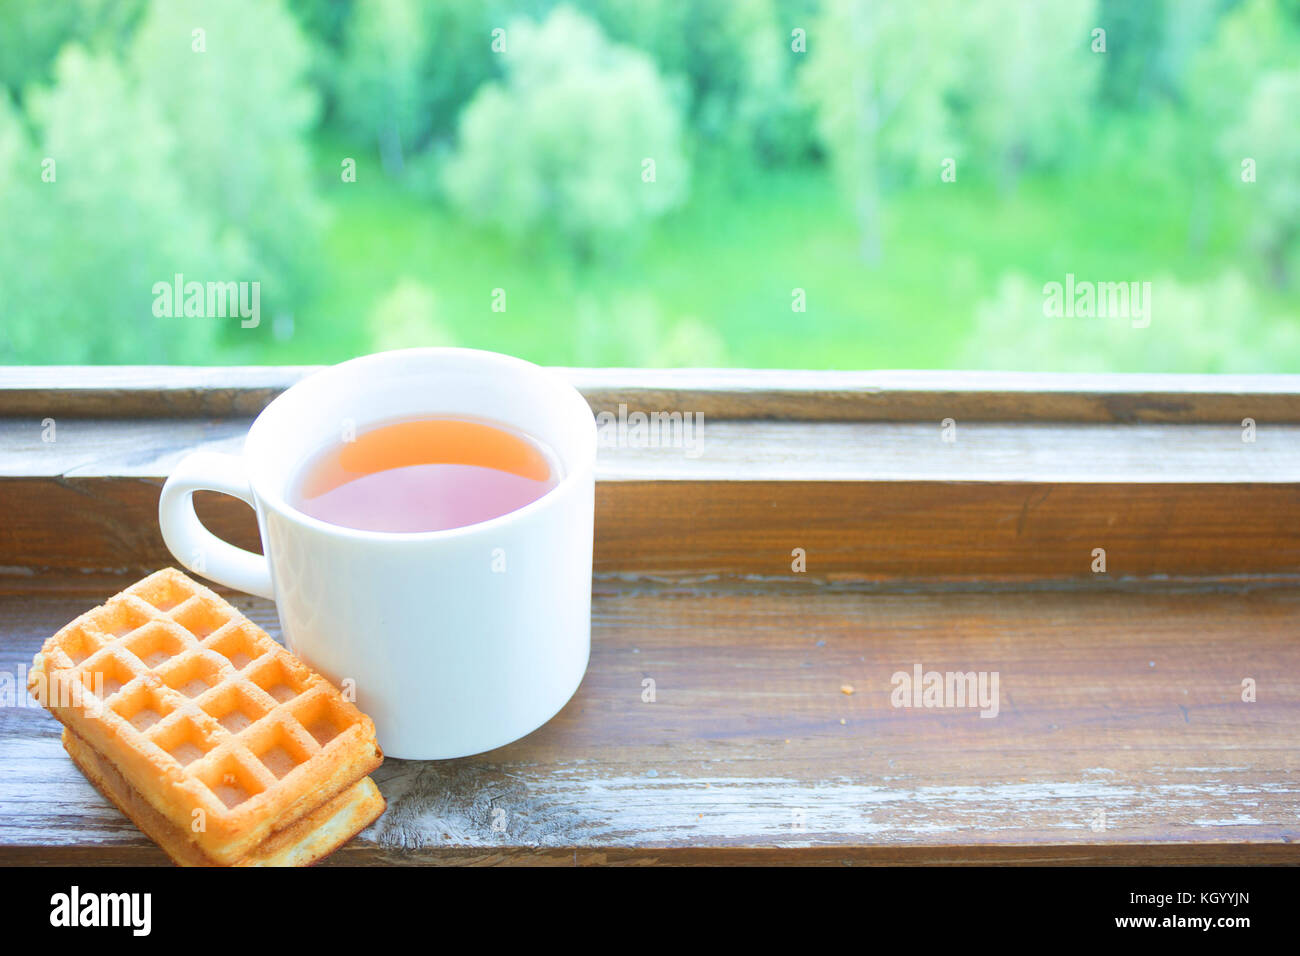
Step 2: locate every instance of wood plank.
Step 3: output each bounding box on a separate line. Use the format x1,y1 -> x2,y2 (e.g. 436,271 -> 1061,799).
5,370 -> 1296,865
2,476 -> 1296,581
0,367 -> 305,419
2,416 -> 1298,580
5,366 -> 1300,422
598,480 -> 1300,580
7,417 -> 1300,482
3,581 -> 1297,864
571,368 -> 1300,425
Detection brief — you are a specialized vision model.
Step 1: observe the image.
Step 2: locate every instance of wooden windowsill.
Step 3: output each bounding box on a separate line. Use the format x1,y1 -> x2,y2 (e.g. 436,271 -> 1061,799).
1,367 -> 1297,864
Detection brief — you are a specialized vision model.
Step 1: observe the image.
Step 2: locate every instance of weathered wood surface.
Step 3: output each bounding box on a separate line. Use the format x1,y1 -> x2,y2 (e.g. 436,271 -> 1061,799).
2,368 -> 1298,864
3,581 -> 1297,864
3,417 -> 1298,580
4,476 -> 1299,581
6,416 -> 1300,481
5,366 -> 1300,422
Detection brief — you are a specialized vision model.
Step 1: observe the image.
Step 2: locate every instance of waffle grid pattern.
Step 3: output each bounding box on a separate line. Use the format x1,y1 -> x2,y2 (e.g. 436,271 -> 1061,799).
33,569 -> 374,835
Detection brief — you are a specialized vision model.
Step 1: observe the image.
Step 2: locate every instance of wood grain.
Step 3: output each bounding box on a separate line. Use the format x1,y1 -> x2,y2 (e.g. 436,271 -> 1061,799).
1,477 -> 1296,581
5,366 -> 1300,422
3,368 -> 1298,864
3,581 -> 1297,864
2,417 -> 1298,580
8,417 -> 1300,482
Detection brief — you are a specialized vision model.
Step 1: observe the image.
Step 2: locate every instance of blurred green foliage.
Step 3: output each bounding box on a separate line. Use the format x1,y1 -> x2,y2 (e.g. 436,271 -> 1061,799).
3,45 -> 221,362
131,0 -> 324,303
335,0 -> 498,169
444,7 -> 688,263
0,0 -> 1297,371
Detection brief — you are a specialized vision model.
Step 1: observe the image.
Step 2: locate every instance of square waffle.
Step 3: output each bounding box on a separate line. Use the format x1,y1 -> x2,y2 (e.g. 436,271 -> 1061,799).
62,728 -> 384,866
28,568 -> 384,865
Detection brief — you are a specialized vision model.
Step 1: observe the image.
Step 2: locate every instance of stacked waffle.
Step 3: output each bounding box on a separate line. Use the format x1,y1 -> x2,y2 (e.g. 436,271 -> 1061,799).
28,568 -> 384,866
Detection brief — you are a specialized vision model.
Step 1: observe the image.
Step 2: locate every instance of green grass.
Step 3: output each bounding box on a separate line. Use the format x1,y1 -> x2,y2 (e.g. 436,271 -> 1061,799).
237,142 -> 1284,371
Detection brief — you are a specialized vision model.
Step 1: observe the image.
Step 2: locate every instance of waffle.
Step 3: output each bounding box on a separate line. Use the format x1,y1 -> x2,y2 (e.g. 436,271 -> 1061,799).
63,728 -> 384,866
28,568 -> 384,865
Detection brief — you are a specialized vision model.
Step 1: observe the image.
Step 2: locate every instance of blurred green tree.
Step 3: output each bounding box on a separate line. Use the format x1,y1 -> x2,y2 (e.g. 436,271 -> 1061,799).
442,5 -> 688,264
0,47 -> 221,362
579,0 -> 817,169
1095,0 -> 1168,108
0,0 -> 146,102
285,0 -> 355,125
802,0 -> 959,262
1182,0 -> 1299,254
962,270 -> 1300,372
335,0 -> 504,172
947,0 -> 1099,188
287,0 -> 354,52
336,0 -> 430,172
367,277 -> 455,351
129,0 -> 323,308
1225,70 -> 1300,287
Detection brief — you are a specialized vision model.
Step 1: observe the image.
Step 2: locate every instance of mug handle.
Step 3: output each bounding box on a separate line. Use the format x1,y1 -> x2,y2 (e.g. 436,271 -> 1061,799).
159,452 -> 275,600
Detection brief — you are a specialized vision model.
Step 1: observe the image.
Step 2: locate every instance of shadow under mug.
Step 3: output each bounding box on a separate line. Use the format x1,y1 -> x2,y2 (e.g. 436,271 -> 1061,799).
158,348 -> 597,759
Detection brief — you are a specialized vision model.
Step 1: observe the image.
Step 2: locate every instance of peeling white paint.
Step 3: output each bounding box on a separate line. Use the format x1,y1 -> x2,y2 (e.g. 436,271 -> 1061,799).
368,763 -> 1300,850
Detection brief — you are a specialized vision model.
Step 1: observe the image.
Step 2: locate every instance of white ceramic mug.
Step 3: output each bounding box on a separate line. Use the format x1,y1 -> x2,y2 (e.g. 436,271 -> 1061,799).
159,348 -> 596,759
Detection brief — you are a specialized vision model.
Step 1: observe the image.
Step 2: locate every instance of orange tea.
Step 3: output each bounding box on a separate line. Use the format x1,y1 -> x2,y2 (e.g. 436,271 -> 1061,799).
292,416 -> 560,533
